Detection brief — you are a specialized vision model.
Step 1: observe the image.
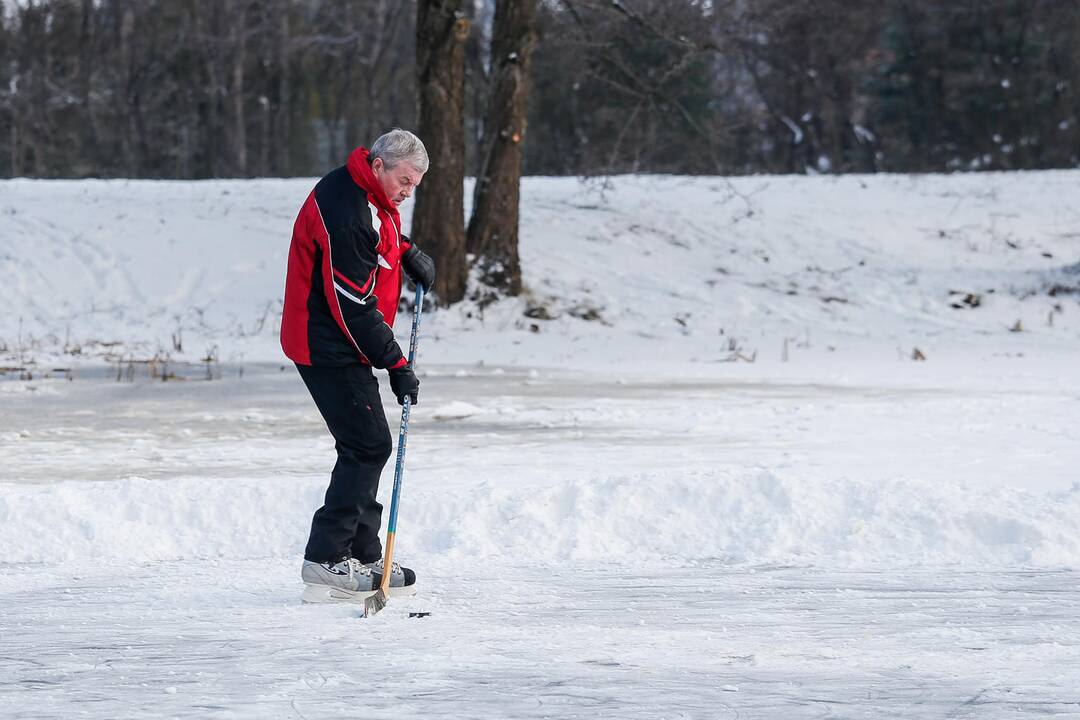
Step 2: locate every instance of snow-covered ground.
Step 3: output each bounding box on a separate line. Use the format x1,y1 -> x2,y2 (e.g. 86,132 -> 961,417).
2,171 -> 1079,369
2,172 -> 1079,717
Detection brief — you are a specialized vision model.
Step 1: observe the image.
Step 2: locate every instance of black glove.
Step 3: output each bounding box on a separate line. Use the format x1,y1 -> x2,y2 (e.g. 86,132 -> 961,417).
388,365 -> 420,406
401,244 -> 436,292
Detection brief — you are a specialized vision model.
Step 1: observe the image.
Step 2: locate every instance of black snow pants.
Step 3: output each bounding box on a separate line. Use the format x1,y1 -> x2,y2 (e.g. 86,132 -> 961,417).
296,363 -> 393,564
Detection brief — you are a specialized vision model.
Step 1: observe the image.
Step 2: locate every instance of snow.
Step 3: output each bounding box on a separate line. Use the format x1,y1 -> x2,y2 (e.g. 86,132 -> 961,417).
3,367 -> 1078,570
1,172 -> 1079,717
430,399 -> 484,420
4,171 -> 1078,372
4,560 -> 1078,719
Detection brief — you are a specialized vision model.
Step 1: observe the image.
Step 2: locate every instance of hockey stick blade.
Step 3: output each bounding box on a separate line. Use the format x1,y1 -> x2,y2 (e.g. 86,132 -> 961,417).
363,589 -> 389,617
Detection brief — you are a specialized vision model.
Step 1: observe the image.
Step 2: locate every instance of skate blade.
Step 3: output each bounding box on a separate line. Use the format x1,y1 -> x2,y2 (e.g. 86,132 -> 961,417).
300,584 -> 418,604
301,584 -> 378,605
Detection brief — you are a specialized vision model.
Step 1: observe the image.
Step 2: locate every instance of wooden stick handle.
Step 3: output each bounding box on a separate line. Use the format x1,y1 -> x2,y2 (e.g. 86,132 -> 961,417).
379,532 -> 396,594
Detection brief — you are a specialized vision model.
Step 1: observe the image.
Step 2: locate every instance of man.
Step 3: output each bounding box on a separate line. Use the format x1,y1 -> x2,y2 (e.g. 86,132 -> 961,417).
280,128 -> 437,603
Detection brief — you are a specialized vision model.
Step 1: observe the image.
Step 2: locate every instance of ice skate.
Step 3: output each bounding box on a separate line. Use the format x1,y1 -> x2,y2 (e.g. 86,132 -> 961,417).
301,557 -> 416,603
300,558 -> 378,604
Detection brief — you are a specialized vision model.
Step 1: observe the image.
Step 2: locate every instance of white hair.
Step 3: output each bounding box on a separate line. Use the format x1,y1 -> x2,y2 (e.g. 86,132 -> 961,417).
369,128 -> 429,173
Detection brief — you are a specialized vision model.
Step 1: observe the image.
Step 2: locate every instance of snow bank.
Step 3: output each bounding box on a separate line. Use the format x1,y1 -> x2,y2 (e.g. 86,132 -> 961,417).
3,471 -> 1077,568
2,172 -> 1078,371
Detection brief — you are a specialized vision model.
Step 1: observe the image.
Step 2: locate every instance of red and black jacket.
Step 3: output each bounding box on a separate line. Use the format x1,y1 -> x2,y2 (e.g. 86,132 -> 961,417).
281,147 -> 412,369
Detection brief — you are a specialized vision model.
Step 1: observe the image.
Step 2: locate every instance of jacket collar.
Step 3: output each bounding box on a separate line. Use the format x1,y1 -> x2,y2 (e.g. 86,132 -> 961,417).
346,146 -> 399,221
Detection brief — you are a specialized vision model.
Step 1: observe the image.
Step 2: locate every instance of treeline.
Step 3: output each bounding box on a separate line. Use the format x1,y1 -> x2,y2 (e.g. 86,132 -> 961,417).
2,0 -> 1078,179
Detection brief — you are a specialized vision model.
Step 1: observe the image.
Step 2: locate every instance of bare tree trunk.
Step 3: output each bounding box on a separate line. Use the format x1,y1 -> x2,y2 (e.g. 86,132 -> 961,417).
464,0 -> 495,176
197,2 -> 223,178
466,0 -> 537,296
78,0 -> 101,170
231,4 -> 247,176
413,0 -> 470,305
357,0 -> 404,147
119,6 -> 137,175
278,4 -> 291,175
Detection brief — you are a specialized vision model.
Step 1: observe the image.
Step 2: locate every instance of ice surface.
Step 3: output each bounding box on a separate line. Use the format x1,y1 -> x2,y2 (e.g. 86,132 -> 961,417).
2,560 -> 1078,718
2,366 -> 1079,717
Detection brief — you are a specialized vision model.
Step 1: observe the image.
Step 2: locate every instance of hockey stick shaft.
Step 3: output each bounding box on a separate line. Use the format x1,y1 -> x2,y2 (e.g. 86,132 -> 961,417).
378,283 -> 425,595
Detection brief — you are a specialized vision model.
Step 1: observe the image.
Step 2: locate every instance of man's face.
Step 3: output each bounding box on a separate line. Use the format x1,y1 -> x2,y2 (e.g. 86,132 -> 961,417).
372,157 -> 424,206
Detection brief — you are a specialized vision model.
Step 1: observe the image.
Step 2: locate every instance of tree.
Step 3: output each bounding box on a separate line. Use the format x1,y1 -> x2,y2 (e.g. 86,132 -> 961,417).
526,0 -> 723,175
721,0 -> 882,173
412,0 -> 470,305
2,0 -> 1078,180
466,0 -> 538,296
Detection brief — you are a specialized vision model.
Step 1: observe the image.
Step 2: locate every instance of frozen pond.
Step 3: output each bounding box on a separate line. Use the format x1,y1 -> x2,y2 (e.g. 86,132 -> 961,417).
3,362 -> 1077,492
1,364 -> 1079,717
2,561 -> 1077,718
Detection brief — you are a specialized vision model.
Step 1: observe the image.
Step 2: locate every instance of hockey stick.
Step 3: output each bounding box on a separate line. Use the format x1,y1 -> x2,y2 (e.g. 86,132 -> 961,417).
364,282 -> 425,617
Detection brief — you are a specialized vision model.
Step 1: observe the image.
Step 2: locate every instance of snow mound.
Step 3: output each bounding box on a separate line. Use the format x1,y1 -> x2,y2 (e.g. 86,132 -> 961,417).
430,400 -> 484,420
415,470 -> 1080,567
2,471 -> 1076,568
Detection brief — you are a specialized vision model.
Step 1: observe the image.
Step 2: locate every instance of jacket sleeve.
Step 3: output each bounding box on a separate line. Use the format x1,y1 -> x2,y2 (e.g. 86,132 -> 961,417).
325,222 -> 407,370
